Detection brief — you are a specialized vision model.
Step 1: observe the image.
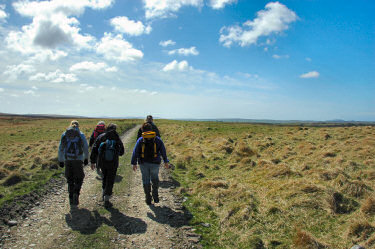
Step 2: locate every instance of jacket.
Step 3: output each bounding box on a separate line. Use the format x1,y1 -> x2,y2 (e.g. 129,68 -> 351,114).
131,136 -> 169,165
58,128 -> 89,162
137,122 -> 161,140
90,130 -> 124,168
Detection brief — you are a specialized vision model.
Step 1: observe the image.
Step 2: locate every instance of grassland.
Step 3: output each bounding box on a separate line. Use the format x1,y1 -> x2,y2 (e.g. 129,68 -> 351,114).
159,121 -> 375,248
0,116 -> 137,207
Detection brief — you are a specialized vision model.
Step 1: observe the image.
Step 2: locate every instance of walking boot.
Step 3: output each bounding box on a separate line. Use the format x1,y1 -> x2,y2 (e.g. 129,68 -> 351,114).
69,193 -> 74,205
151,180 -> 159,203
101,189 -> 105,202
104,195 -> 112,208
143,184 -> 152,205
72,193 -> 79,206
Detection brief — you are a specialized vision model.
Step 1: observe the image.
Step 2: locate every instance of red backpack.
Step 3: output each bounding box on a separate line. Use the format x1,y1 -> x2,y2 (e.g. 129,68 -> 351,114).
93,124 -> 105,139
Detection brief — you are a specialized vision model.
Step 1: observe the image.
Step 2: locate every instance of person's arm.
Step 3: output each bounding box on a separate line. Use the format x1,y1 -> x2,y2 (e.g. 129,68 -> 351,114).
131,138 -> 142,165
90,134 -> 101,163
157,138 -> 169,168
81,133 -> 89,160
58,133 -> 65,163
89,131 -> 95,147
137,128 -> 142,140
153,124 -> 161,138
117,135 -> 125,156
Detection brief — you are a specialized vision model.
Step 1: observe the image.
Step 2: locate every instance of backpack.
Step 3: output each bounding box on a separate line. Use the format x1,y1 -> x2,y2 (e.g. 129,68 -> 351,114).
64,127 -> 83,159
99,139 -> 116,162
93,124 -> 106,139
141,131 -> 157,161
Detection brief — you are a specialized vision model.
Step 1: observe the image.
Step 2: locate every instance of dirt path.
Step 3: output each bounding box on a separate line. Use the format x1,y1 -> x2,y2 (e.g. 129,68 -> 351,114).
1,125 -> 201,249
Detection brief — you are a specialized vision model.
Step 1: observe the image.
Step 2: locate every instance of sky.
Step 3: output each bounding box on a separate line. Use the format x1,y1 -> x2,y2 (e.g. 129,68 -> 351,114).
0,0 -> 374,121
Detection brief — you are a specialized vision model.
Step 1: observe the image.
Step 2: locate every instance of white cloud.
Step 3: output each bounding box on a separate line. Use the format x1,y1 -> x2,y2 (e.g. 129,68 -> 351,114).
3,64 -> 36,80
0,4 -> 8,21
0,88 -> 4,92
24,90 -> 39,96
32,86 -> 38,90
272,54 -> 289,59
219,2 -> 297,47
96,33 -> 143,62
168,46 -> 199,56
110,16 -> 151,36
6,0 -> 114,58
162,60 -> 191,72
159,40 -> 176,47
29,69 -> 78,82
12,0 -> 114,18
300,71 -> 319,79
306,57 -> 312,62
144,0 -> 203,19
105,66 -> 118,72
208,0 -> 236,9
70,61 -> 117,72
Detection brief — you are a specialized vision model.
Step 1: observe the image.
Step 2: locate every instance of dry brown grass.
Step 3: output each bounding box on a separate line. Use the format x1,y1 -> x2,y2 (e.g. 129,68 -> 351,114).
347,220 -> 375,242
293,229 -> 328,249
160,121 -> 375,248
361,195 -> 375,215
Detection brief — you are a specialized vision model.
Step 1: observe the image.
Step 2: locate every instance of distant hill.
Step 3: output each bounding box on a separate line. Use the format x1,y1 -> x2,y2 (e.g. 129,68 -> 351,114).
179,118 -> 375,126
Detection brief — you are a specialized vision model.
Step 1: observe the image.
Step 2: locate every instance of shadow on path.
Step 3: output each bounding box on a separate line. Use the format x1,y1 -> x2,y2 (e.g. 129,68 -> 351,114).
159,178 -> 180,189
104,207 -> 147,235
65,207 -> 102,234
147,205 -> 192,228
114,175 -> 123,183
65,206 -> 147,235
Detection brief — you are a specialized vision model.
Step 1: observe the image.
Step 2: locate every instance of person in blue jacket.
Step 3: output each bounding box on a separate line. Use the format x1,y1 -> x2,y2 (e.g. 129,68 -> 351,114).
131,122 -> 169,205
58,120 -> 89,206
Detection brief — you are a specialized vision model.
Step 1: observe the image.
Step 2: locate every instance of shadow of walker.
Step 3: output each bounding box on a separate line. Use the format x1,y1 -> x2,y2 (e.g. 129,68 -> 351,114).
147,204 -> 192,228
65,207 -> 102,234
65,206 -> 147,235
104,207 -> 147,234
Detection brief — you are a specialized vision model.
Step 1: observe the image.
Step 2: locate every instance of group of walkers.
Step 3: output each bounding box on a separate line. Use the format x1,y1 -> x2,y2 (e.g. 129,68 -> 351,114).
58,115 -> 169,208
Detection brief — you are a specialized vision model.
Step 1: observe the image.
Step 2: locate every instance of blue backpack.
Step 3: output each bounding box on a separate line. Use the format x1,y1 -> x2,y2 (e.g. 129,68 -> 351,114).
64,127 -> 82,159
99,139 -> 116,162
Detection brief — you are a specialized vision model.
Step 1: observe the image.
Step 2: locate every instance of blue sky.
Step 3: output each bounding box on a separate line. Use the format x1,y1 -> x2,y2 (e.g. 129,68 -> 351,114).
0,0 -> 374,121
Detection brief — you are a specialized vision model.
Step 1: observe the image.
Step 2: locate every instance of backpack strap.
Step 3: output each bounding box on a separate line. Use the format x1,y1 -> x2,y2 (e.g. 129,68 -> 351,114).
141,143 -> 145,158
154,142 -> 157,158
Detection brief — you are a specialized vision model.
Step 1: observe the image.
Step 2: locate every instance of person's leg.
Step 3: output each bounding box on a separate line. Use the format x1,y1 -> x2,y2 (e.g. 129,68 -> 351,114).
150,164 -> 160,203
72,160 -> 84,205
104,163 -> 117,208
101,163 -> 108,201
65,161 -> 74,205
140,163 -> 152,205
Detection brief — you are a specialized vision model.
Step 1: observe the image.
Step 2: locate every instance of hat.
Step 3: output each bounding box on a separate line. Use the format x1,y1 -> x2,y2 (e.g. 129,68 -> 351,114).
146,115 -> 153,122
70,120 -> 79,127
107,123 -> 117,131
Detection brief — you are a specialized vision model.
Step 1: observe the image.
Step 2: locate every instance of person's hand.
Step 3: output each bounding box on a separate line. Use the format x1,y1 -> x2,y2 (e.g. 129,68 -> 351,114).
84,159 -> 88,166
132,165 -> 137,172
164,162 -> 169,169
59,162 -> 64,168
91,163 -> 96,170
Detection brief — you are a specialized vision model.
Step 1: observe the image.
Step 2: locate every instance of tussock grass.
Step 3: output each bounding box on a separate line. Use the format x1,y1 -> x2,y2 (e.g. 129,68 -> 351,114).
361,195 -> 375,215
159,120 -> 375,248
293,229 -> 328,249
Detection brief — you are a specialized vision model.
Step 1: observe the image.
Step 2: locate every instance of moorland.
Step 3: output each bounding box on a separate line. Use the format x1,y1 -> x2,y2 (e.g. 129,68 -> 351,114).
1,116 -> 375,248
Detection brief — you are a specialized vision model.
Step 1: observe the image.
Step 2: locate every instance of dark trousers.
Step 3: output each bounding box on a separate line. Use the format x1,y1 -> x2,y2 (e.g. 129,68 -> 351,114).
101,162 -> 118,196
65,160 -> 85,196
